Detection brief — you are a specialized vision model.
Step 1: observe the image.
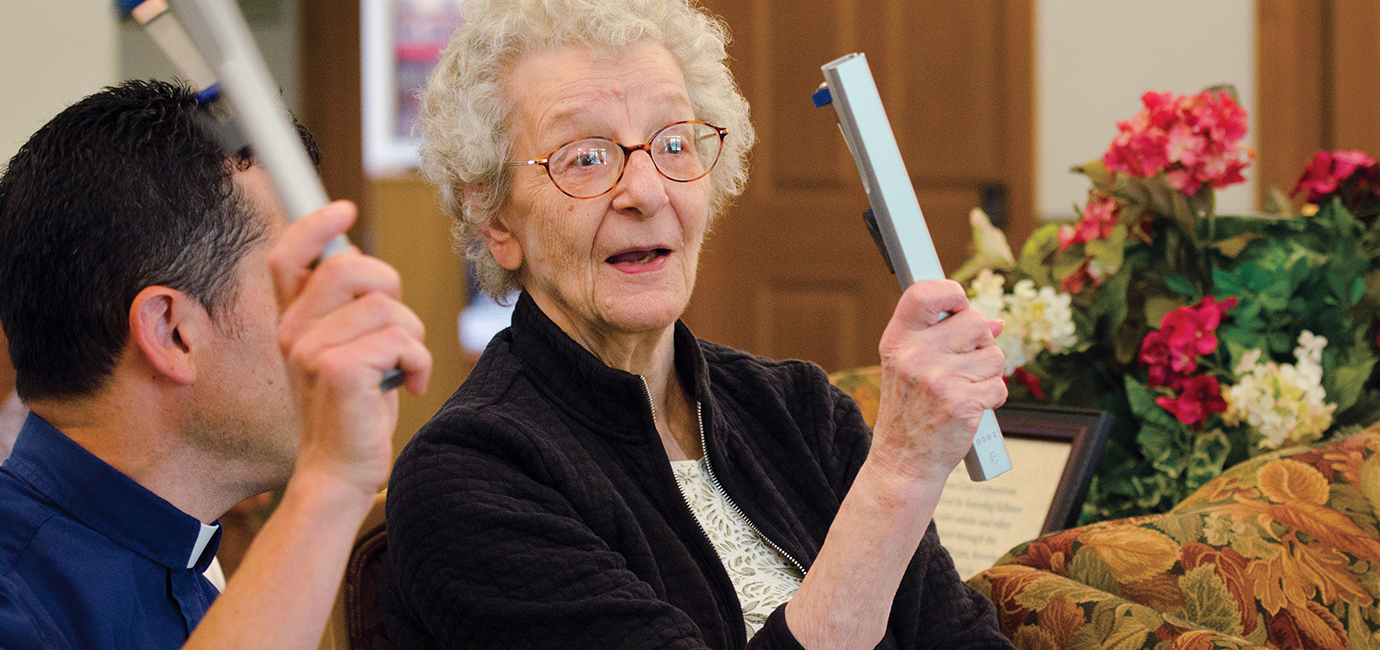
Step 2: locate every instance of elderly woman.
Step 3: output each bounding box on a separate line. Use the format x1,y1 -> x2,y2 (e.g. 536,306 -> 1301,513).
386,0 -> 1012,648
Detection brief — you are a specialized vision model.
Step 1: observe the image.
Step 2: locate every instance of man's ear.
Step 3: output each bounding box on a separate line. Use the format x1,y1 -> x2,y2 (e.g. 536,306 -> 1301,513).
128,286 -> 204,385
480,213 -> 524,272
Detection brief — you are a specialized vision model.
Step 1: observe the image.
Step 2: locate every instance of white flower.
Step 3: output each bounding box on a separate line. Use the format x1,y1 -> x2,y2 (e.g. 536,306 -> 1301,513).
970,269 -> 1006,320
1222,331 -> 1336,449
966,271 -> 1078,376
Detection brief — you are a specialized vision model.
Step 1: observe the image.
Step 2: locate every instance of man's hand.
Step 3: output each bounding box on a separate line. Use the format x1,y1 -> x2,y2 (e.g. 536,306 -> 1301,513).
869,279 -> 1007,484
267,200 -> 432,496
182,200 -> 430,650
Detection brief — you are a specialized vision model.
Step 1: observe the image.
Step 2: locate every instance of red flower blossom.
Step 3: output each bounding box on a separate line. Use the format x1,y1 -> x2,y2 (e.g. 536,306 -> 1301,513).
1103,90 -> 1252,195
1060,260 -> 1094,293
1292,150 -> 1380,203
1141,296 -> 1237,376
1139,296 -> 1237,391
1059,193 -> 1120,251
1010,367 -> 1046,400
1162,296 -> 1236,373
1156,374 -> 1228,428
1139,330 -> 1185,390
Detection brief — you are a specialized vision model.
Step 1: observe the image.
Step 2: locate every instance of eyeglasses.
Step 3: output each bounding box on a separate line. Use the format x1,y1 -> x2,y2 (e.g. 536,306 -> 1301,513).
505,121 -> 728,199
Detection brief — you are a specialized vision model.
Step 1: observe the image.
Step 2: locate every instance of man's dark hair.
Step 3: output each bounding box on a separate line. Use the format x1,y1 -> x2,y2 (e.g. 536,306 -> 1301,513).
0,79 -> 319,401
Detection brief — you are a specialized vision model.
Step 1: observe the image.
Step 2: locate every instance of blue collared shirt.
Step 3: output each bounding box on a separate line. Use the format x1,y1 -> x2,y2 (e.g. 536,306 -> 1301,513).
0,414 -> 221,649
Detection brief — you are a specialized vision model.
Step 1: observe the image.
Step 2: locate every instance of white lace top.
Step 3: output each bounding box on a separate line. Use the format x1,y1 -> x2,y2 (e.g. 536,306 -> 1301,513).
671,459 -> 803,638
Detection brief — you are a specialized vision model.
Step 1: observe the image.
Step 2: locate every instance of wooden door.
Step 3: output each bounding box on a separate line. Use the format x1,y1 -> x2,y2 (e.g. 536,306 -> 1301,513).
1257,0 -> 1380,207
684,0 -> 1034,373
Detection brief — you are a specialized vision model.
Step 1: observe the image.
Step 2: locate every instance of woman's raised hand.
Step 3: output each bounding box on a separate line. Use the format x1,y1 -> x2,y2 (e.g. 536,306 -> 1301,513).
869,279 -> 1007,485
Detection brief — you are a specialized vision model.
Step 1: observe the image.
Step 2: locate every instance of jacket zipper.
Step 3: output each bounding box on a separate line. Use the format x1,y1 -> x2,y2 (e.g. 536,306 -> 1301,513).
640,376 -> 746,647
695,401 -> 808,577
639,376 -> 808,578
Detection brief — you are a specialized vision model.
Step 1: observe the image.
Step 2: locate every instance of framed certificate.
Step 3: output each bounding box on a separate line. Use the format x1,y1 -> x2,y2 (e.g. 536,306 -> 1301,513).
932,404 -> 1112,579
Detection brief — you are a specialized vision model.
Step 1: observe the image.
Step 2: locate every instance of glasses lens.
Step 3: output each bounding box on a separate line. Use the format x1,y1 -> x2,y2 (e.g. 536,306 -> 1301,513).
549,139 -> 622,198
651,123 -> 722,182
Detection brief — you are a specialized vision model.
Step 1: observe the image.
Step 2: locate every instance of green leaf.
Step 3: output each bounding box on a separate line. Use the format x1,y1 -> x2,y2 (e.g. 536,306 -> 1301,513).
1186,429 -> 1230,488
1150,436 -> 1186,479
1327,485 -> 1380,537
1018,224 -> 1064,287
1268,331 -> 1294,355
1074,159 -> 1114,195
1289,255 -> 1314,289
1090,263 -> 1133,331
1143,295 -> 1184,330
1258,291 -> 1290,314
1149,514 -> 1205,546
1125,377 -> 1179,430
1212,265 -> 1251,298
1261,186 -> 1295,218
1066,548 -> 1122,597
1086,225 -> 1127,274
1133,473 -> 1185,511
1053,248 -> 1089,283
1211,231 -> 1265,258
1164,274 -> 1197,298
1324,351 -> 1376,415
1179,564 -> 1245,636
1221,302 -> 1263,335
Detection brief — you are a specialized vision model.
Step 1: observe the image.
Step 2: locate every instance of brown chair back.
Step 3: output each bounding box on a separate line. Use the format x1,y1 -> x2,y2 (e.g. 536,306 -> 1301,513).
319,491 -> 390,650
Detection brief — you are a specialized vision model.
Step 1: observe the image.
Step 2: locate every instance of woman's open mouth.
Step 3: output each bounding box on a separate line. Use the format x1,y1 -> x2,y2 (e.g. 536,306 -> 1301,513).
606,248 -> 671,272
607,248 -> 670,264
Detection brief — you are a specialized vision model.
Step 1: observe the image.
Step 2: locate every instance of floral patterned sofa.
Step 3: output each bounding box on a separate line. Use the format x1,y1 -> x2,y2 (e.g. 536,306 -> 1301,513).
968,429 -> 1380,650
828,368 -> 1380,649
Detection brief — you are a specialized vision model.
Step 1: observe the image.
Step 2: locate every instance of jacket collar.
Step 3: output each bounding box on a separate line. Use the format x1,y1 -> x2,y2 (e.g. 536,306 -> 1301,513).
507,292 -> 710,442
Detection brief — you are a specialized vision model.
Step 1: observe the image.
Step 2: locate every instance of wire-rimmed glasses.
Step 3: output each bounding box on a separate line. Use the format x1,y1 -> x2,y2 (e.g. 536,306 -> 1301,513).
505,120 -> 728,199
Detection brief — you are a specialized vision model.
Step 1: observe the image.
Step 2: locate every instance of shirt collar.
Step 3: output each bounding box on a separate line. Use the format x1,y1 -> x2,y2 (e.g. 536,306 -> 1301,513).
4,413 -> 221,571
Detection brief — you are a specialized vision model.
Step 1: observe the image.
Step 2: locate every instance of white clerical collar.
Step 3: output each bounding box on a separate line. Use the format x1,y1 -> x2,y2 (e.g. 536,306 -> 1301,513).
188,522 -> 220,569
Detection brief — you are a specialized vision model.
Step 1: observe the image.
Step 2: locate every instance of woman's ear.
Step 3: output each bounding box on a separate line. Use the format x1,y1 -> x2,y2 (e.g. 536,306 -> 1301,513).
481,214 -> 525,271
466,182 -> 524,272
128,286 -> 202,385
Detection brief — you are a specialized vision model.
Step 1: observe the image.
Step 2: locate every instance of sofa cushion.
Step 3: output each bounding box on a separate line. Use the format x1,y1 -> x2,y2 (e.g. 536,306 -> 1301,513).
968,430 -> 1380,650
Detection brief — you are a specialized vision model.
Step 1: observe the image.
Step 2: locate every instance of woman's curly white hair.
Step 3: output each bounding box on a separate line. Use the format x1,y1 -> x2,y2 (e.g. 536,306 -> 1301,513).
418,0 -> 755,300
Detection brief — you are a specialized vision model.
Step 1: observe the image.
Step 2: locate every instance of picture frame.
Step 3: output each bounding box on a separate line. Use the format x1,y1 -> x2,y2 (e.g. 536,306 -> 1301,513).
932,403 -> 1112,579
992,404 -> 1113,534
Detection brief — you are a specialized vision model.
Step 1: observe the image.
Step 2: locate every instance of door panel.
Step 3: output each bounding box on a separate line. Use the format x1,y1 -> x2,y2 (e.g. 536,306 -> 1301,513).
1256,0 -> 1380,208
686,0 -> 1033,373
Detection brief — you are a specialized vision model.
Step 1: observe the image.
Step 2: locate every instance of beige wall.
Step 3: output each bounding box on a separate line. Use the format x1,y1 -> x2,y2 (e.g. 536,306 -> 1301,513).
0,0 -> 118,164
118,0 -> 301,114
1036,0 -> 1257,221
0,0 -> 300,169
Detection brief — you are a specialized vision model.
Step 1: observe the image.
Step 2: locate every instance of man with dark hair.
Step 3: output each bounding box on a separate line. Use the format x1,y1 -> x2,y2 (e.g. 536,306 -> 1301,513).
0,79 -> 432,649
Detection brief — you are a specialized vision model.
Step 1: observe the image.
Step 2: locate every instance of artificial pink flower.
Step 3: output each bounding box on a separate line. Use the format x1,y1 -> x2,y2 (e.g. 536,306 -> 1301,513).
1156,374 -> 1227,428
1168,296 -> 1236,370
1011,367 -> 1046,400
1292,150 -> 1379,203
1059,266 -> 1089,294
1058,193 -> 1120,251
1139,296 -> 1237,381
1139,331 -> 1185,390
1103,90 -> 1252,196
1058,258 -> 1114,294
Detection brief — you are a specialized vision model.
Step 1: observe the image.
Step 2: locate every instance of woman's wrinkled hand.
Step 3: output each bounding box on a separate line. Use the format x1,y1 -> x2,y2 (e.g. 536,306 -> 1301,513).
868,279 -> 1007,485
